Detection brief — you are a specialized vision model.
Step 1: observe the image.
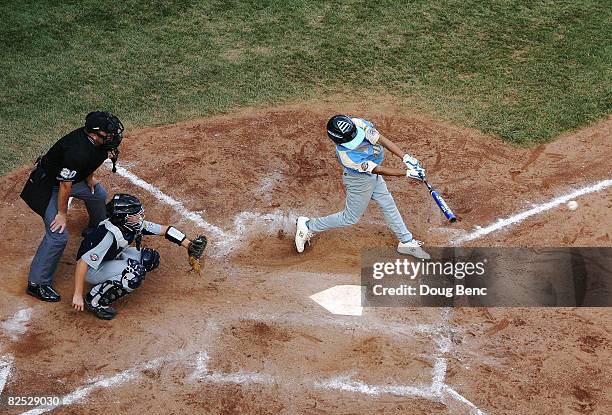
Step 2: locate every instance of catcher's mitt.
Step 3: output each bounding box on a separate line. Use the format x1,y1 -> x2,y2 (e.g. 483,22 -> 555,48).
188,234 -> 207,273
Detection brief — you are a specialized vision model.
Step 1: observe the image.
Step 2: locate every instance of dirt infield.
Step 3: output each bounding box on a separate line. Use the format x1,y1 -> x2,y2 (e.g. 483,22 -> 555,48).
1,102 -> 611,414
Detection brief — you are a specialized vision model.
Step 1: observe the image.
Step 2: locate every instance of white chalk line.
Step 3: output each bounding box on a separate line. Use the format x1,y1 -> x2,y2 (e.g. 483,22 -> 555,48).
190,350 -> 437,399
190,344 -> 485,413
20,358 -> 164,415
1,308 -> 33,341
110,163 -> 226,240
184,310 -> 486,413
314,376 -> 436,400
0,354 -> 14,397
435,308 -> 487,414
1,308 -> 33,400
443,386 -> 487,415
190,352 -> 274,386
453,178 -> 612,244
12,313 -> 485,414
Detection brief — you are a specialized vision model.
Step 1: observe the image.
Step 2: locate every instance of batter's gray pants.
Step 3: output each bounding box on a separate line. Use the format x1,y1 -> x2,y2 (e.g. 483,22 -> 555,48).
28,181 -> 108,285
307,172 -> 412,243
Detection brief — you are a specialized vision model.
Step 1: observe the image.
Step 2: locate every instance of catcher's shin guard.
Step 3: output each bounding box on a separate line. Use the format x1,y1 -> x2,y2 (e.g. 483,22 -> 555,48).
89,259 -> 146,307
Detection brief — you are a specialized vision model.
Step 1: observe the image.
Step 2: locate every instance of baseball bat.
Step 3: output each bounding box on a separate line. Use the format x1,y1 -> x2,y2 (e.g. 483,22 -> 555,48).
420,174 -> 456,223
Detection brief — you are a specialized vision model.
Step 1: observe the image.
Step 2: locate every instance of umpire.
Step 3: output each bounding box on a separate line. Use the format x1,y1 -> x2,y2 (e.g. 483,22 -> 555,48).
20,111 -> 124,302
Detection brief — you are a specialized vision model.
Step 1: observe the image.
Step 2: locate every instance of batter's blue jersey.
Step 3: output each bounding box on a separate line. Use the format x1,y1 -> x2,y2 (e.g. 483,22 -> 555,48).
335,118 -> 384,175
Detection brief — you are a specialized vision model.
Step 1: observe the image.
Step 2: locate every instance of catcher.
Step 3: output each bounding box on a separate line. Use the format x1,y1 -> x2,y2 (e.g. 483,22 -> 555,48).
71,193 -> 207,320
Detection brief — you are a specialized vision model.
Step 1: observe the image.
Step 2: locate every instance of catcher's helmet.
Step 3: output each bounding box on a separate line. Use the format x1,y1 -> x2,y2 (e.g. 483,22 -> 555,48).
106,193 -> 144,233
326,115 -> 365,149
85,111 -> 124,151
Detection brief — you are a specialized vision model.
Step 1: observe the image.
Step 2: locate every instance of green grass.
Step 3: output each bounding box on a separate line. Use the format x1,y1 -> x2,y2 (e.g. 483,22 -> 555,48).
1,0 -> 610,174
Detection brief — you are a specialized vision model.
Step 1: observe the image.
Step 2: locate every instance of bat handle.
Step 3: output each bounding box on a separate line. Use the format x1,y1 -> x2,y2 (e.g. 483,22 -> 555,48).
419,173 -> 433,191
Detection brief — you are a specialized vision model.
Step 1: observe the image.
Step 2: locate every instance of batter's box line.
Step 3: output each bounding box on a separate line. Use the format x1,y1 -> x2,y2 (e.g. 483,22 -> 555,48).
189,346 -> 486,414
190,309 -> 485,414
18,353 -> 192,415
16,312 -> 485,414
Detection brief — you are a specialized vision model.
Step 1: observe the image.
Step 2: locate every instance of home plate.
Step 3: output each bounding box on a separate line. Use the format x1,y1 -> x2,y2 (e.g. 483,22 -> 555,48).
310,285 -> 363,316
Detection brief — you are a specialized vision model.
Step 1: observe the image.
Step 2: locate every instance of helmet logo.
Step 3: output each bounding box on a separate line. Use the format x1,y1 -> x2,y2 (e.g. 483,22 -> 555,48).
336,120 -> 352,133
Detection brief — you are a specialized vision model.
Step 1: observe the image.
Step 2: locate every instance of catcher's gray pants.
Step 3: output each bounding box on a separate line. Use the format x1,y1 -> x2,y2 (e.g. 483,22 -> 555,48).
307,172 -> 412,243
86,247 -> 145,307
28,182 -> 107,285
85,247 -> 141,285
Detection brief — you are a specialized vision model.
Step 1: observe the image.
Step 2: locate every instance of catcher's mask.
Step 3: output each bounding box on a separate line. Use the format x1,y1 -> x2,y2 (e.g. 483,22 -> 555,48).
85,111 -> 124,151
106,193 -> 145,234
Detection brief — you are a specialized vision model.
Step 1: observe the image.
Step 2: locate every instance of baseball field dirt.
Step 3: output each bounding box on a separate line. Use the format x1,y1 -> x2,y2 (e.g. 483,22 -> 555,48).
1,102 -> 611,414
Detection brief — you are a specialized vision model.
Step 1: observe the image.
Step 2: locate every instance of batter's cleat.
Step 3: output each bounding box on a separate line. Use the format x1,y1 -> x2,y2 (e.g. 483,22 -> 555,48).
397,239 -> 431,260
84,294 -> 117,320
26,282 -> 61,302
295,216 -> 313,253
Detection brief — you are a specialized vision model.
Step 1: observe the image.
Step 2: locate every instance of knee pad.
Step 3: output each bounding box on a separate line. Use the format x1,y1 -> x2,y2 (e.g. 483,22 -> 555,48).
122,258 -> 147,290
141,248 -> 160,272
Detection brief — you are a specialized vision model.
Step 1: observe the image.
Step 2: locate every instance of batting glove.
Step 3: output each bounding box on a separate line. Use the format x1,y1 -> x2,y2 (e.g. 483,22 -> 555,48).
403,154 -> 425,178
406,168 -> 424,181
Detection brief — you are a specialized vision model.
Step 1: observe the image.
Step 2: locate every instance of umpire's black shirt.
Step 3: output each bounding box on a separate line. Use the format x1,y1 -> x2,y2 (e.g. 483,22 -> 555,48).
41,128 -> 108,185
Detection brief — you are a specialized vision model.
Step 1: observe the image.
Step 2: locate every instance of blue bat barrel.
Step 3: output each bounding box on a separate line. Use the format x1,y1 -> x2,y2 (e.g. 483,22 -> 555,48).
431,190 -> 457,222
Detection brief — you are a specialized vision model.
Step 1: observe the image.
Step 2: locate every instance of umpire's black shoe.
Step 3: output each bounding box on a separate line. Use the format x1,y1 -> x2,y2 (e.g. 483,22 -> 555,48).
26,282 -> 61,302
84,294 -> 117,320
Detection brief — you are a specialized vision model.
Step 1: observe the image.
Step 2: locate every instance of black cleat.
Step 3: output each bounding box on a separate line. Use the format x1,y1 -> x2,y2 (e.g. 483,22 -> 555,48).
26,282 -> 61,302
84,294 -> 117,320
